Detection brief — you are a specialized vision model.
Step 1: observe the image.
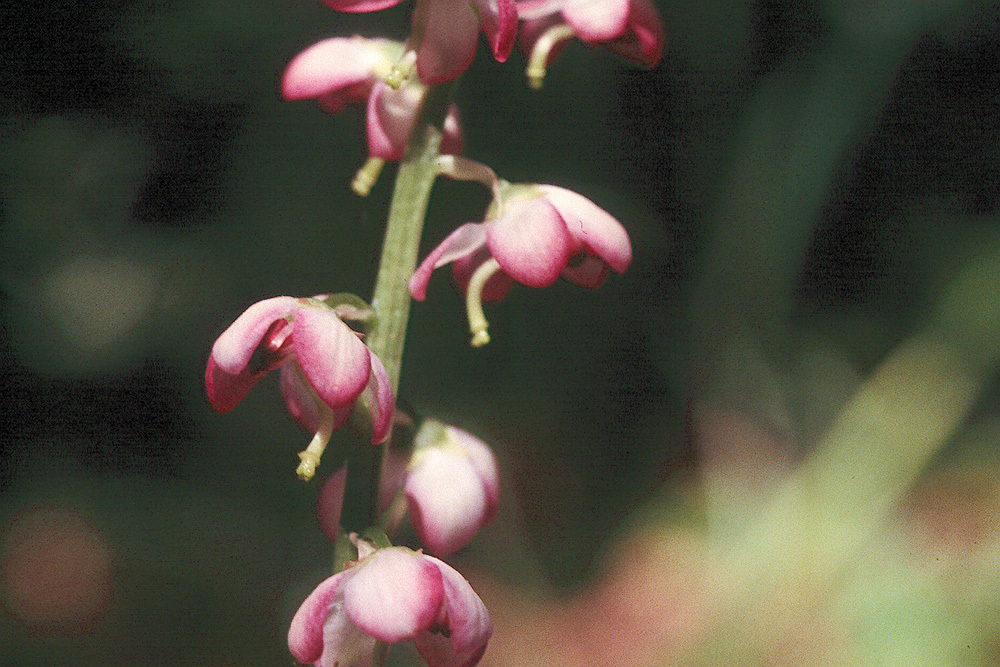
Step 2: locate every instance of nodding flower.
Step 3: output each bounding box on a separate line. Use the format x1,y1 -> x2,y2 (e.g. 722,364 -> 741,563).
288,543 -> 492,667
282,36 -> 464,194
319,0 -> 517,85
516,0 -> 664,88
205,296 -> 394,480
410,182 -> 632,346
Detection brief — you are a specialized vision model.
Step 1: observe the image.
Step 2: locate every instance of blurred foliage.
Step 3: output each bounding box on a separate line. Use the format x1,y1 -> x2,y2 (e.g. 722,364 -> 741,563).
1,0 -> 1000,665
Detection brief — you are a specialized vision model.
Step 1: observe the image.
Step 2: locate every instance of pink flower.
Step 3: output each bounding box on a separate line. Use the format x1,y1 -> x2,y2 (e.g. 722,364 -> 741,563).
282,36 -> 463,162
321,0 -> 518,85
409,184 -> 632,345
516,0 -> 664,88
317,421 -> 500,557
288,545 -> 492,667
405,422 -> 500,556
205,296 -> 394,477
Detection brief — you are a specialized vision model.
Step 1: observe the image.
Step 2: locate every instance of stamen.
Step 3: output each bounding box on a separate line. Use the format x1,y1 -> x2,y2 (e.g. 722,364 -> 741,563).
465,257 -> 502,348
296,407 -> 337,481
435,156 -> 501,198
352,157 -> 386,197
526,24 -> 577,90
385,50 -> 418,89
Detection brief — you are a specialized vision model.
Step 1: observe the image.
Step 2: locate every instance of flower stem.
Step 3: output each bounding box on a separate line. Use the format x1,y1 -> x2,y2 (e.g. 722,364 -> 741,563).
338,82 -> 454,537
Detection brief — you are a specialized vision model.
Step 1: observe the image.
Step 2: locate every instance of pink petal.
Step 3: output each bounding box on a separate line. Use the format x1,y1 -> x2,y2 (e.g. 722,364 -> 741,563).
210,296 -> 299,374
292,307 -> 372,410
486,195 -> 572,288
514,0 -> 564,20
205,296 -> 299,413
603,0 -> 664,66
280,363 -> 354,438
561,0 -> 631,42
414,0 -> 481,84
279,362 -> 322,431
365,351 -> 395,445
410,223 -> 489,301
281,37 -> 390,107
324,0 -> 406,12
288,572 -> 351,664
448,427 -> 501,524
317,467 -> 348,542
205,355 -> 260,414
538,185 -> 632,274
473,0 -> 518,62
406,448 -> 489,556
561,253 -> 612,288
367,81 -> 421,161
414,557 -> 492,667
343,548 -> 444,642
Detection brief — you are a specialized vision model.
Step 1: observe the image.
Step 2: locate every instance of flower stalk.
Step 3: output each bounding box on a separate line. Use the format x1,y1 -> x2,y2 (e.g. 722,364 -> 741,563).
339,81 -> 455,536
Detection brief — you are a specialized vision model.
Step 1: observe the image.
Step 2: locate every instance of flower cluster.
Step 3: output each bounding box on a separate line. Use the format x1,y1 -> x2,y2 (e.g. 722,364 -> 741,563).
205,0 -> 663,664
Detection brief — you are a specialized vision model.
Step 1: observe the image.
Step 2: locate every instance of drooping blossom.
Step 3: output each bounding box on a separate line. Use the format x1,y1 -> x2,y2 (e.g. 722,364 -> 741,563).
318,420 -> 500,555
409,183 -> 632,345
321,0 -> 518,85
516,0 -> 664,88
288,544 -> 492,667
205,296 -> 394,479
405,420 -> 500,556
282,36 -> 463,164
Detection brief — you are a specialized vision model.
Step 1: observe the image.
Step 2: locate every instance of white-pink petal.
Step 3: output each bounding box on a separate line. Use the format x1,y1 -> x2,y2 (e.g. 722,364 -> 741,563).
414,557 -> 492,667
343,548 -> 444,642
448,427 -> 501,523
561,0 -> 631,42
487,195 -> 572,288
406,447 -> 489,556
409,223 -> 489,301
538,185 -> 632,274
293,307 -> 372,410
288,572 -> 351,664
281,37 -> 388,106
365,351 -> 395,445
367,81 -> 421,161
210,296 -> 298,374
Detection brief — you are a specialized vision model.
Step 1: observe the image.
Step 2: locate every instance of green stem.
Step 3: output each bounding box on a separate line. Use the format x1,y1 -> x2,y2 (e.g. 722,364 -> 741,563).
338,81 -> 454,537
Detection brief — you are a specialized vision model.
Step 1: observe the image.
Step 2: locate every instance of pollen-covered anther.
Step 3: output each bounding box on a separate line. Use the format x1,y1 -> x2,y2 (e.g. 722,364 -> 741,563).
526,24 -> 577,89
384,49 -> 418,89
465,257 -> 502,347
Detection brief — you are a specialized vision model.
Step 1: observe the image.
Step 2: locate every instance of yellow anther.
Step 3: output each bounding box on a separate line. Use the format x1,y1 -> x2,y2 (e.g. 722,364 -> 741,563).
384,50 -> 417,89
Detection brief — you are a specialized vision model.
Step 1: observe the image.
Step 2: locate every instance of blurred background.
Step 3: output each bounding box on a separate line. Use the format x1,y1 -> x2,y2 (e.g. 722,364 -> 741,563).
2,0 -> 1000,665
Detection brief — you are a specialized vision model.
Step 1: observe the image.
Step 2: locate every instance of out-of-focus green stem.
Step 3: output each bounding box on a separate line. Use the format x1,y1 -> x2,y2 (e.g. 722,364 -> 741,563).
718,234 -> 1000,644
338,82 -> 453,538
